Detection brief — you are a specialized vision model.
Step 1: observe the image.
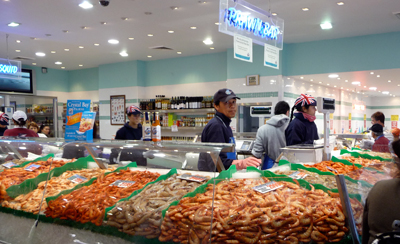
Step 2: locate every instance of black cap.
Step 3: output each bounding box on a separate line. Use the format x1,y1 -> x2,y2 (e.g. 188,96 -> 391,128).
369,124 -> 383,133
213,88 -> 240,104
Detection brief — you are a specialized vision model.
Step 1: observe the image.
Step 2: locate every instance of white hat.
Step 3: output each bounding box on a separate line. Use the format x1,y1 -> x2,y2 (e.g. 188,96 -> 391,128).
12,110 -> 27,121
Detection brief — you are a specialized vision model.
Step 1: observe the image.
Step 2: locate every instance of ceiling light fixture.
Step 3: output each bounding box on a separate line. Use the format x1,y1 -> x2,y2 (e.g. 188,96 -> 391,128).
7,22 -> 20,27
147,56 -> 152,58
94,43 -> 100,46
328,74 -> 338,78
15,50 -> 20,52
388,80 -> 391,82
55,61 -> 62,65
337,2 -> 344,5
345,80 -> 348,82
63,30 -> 69,33
128,37 -> 134,40
170,6 -> 179,10
121,17 -> 129,21
203,38 -> 213,45
108,39 -> 119,44
177,52 -> 182,54
370,72 -> 374,74
168,30 -> 174,33
16,40 -> 21,43
376,75 -> 380,77
79,1 -> 93,9
190,26 -> 197,29
210,47 -> 215,50
51,51 -> 56,53
351,81 -> 360,85
320,22 -> 332,30
81,26 -> 88,29
319,82 -> 322,84
215,22 -> 221,25
32,63 -> 36,65
310,79 -> 313,81
35,52 -> 45,57
334,85 -> 337,87
147,34 -> 153,37
79,64 -> 83,67
271,13 -> 277,16
79,46 -> 84,49
302,8 -> 309,11
64,49 -> 69,51
300,77 -> 304,79
101,22 -> 107,25
61,67 -> 65,69
382,91 -> 389,95
30,37 -> 37,40
119,51 -> 128,57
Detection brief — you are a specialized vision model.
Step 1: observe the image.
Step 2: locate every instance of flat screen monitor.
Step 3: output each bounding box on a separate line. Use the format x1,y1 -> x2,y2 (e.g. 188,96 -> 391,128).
0,68 -> 34,94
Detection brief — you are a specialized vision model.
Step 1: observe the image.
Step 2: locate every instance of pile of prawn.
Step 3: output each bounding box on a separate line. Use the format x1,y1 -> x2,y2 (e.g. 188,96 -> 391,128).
45,170 -> 160,226
160,178 -> 348,244
304,161 -> 358,175
345,168 -> 391,185
2,167 -> 113,214
106,174 -> 207,238
340,156 -> 397,175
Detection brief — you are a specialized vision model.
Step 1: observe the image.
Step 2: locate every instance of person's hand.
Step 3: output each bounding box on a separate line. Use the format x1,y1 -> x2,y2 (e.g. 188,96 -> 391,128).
232,157 -> 261,170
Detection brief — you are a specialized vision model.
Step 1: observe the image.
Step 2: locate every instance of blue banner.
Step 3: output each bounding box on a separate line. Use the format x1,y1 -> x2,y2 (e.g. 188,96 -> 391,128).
65,100 -> 92,141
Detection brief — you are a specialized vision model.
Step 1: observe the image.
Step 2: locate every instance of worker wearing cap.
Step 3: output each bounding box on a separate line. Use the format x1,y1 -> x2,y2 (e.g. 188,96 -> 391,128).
4,111 -> 38,138
0,112 -> 9,136
370,124 -> 390,153
199,88 -> 261,171
115,105 -> 143,140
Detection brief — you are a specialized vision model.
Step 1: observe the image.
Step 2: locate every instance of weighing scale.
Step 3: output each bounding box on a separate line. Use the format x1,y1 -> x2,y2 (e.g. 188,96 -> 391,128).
316,97 -> 335,161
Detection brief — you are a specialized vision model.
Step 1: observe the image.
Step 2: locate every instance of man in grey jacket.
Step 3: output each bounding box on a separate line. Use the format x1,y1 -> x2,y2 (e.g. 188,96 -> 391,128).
252,101 -> 290,169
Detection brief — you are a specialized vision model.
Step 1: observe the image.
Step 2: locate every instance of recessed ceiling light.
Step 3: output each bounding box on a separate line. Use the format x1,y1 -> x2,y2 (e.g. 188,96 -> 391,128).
319,82 -> 322,84
35,52 -> 45,57
190,26 -> 197,29
382,91 -> 389,94
310,84 -> 313,86
352,81 -> 360,85
320,22 -> 332,30
210,47 -> 215,50
345,80 -> 348,82
328,74 -> 338,78
101,22 -> 107,25
337,78 -> 341,80
108,39 -> 119,44
170,6 -> 179,10
55,61 -> 62,65
64,49 -> 69,51
388,80 -> 391,82
147,55 -> 152,58
94,43 -> 100,46
310,79 -> 313,81
32,63 -> 36,65
177,52 -> 182,54
15,50 -> 20,52
119,51 -> 128,57
370,72 -> 374,74
16,40 -> 21,43
128,37 -> 134,40
271,12 -> 277,16
79,1 -> 93,9
341,87 -> 343,89
302,7 -> 309,11
334,85 -> 337,87
51,51 -> 56,53
300,77 -> 304,79
364,86 -> 367,88
79,46 -> 84,49
79,64 -> 83,67
376,75 -> 380,77
337,2 -> 344,5
398,84 -> 400,87
215,22 -> 221,25
7,22 -> 20,27
147,34 -> 153,37
81,26 -> 88,29
63,30 -> 69,33
168,30 -> 174,33
346,89 -> 349,91
121,17 -> 129,21
203,38 -> 213,45
61,67 -> 65,69
327,84 -> 330,86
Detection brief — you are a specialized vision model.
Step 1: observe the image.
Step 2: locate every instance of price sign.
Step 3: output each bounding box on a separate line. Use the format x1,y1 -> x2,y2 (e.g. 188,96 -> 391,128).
326,166 -> 338,173
253,181 -> 283,194
2,162 -> 17,169
171,125 -> 178,132
24,164 -> 41,171
288,171 -> 308,179
392,121 -> 398,129
110,180 -> 136,188
177,174 -> 208,182
68,174 -> 88,184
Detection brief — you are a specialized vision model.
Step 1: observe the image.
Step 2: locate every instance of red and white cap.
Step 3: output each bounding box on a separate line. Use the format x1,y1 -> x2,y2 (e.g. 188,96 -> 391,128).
126,105 -> 142,115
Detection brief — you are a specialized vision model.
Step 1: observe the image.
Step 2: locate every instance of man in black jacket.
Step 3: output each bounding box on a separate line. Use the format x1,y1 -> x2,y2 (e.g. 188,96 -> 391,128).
199,88 -> 261,171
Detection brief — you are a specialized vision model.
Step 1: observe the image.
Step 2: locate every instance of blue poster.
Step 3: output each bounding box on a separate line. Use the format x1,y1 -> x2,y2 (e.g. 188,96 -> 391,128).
65,100 -> 91,141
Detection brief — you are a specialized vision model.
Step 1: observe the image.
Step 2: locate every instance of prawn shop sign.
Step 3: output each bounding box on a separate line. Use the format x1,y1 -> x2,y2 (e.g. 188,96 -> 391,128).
65,100 -> 95,142
0,58 -> 21,80
219,0 -> 284,49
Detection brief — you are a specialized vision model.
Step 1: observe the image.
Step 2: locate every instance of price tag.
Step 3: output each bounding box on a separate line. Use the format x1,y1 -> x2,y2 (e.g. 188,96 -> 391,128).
3,162 -> 17,169
171,125 -> 178,132
326,166 -> 338,173
109,180 -> 136,188
288,171 -> 308,179
253,181 -> 283,194
68,174 -> 88,184
24,164 -> 41,171
177,174 -> 208,182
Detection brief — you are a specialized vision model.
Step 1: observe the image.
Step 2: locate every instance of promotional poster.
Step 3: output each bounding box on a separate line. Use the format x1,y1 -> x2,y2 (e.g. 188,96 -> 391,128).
65,100 -> 94,141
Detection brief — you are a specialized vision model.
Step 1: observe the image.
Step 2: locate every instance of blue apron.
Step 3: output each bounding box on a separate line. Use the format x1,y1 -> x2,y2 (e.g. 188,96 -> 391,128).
216,115 -> 237,160
262,154 -> 275,170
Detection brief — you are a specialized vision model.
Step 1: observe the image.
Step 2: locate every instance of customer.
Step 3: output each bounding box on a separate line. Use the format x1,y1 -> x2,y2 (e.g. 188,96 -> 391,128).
38,124 -> 51,137
362,139 -> 400,244
115,105 -> 143,140
199,88 -> 261,171
370,124 -> 390,153
4,111 -> 38,137
0,112 -> 9,136
392,128 -> 400,142
252,101 -> 290,169
285,94 -> 319,146
371,111 -> 393,141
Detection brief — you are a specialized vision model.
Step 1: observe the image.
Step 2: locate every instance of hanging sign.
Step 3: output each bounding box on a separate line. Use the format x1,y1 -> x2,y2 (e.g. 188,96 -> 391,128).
264,44 -> 279,69
234,34 -> 253,62
65,100 -> 94,142
364,114 -> 367,129
391,115 -> 399,129
0,58 -> 21,80
219,0 -> 284,49
348,113 -> 352,131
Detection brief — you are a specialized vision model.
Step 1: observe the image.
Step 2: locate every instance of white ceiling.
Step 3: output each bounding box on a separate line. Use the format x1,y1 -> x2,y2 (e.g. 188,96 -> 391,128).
0,0 -> 400,95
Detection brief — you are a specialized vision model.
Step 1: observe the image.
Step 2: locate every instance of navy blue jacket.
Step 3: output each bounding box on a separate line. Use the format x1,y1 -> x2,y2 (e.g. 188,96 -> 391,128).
115,123 -> 142,140
199,112 -> 235,171
285,113 -> 319,146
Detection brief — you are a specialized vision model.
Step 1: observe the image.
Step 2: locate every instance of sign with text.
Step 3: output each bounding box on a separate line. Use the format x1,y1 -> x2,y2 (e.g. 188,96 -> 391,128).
219,0 -> 284,49
65,100 -> 92,141
0,58 -> 21,80
234,34 -> 253,62
391,115 -> 399,129
264,44 -> 279,69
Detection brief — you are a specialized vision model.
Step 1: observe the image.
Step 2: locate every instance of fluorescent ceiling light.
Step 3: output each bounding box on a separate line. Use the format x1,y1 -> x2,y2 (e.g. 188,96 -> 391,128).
177,52 -> 182,54
302,8 -> 309,11
190,26 -> 197,29
51,51 -> 56,53
108,39 -> 119,44
94,43 -> 100,46
271,13 -> 277,16
32,63 -> 36,65
55,61 -> 62,65
119,51 -> 128,57
203,38 -> 213,45
128,37 -> 134,40
35,52 -> 45,57
79,46 -> 84,49
320,22 -> 332,30
147,34 -> 153,37
168,30 -> 174,33
215,22 -> 221,25
7,22 -> 20,27
64,49 -> 69,51
210,47 -> 215,50
15,50 -> 20,52
79,1 -> 93,9
351,81 -> 360,85
16,40 -> 21,43
337,2 -> 344,5
61,67 -> 65,69
388,80 -> 391,82
370,72 -> 374,74
147,56 -> 152,58
376,75 -> 380,77
300,77 -> 304,79
328,74 -> 339,78
382,91 -> 389,94
79,64 -> 83,67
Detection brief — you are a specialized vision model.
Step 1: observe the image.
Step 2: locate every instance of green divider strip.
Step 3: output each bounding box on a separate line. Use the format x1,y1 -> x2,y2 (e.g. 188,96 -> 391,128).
340,149 -> 392,162
13,154 -> 54,168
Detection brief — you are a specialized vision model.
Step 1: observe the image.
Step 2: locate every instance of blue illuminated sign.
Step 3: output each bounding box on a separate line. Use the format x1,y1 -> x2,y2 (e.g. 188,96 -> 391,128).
0,64 -> 18,74
224,7 -> 279,40
0,58 -> 21,80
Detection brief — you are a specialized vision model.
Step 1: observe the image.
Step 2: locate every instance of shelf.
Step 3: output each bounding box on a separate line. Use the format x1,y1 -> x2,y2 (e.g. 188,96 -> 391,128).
27,112 -> 54,116
161,127 -> 205,131
142,108 -> 215,114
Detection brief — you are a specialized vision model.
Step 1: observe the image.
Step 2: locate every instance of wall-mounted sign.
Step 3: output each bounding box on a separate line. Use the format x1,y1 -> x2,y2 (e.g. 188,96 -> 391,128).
110,95 -> 126,125
264,44 -> 279,69
352,101 -> 365,111
391,115 -> 399,129
0,58 -> 21,80
234,34 -> 253,62
219,0 -> 284,49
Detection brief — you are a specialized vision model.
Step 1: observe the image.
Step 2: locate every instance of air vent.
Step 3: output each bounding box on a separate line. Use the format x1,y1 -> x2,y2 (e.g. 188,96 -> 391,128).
149,46 -> 173,51
13,56 -> 35,61
393,12 -> 400,19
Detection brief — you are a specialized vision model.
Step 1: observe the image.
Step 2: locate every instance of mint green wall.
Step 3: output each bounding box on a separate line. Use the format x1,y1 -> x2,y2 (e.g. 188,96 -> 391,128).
24,65 -> 69,92
68,67 -> 98,92
283,31 -> 400,76
137,61 -> 146,87
145,52 -> 227,86
227,45 -> 283,79
98,60 -> 138,89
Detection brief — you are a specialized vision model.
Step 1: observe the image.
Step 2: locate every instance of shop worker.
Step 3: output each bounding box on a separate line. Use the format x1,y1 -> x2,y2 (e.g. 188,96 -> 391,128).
252,101 -> 290,169
199,88 -> 261,171
115,105 -> 143,140
285,94 -> 319,146
4,111 -> 38,138
362,112 -> 392,149
370,124 -> 390,153
0,112 -> 9,136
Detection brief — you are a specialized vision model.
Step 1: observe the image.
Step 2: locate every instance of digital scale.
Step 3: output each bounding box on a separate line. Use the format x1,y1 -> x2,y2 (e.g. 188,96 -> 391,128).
235,140 -> 254,154
316,97 -> 335,161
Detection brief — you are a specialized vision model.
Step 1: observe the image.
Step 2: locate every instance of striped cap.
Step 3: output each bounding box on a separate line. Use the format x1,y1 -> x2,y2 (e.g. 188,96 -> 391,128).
0,112 -> 9,125
126,105 -> 142,114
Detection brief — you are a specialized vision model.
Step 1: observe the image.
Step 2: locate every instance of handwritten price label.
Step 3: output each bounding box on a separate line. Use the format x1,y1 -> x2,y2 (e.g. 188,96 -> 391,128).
24,164 -> 41,171
177,174 -> 207,182
109,180 -> 136,188
326,166 -> 338,173
68,174 -> 88,184
2,162 -> 17,169
253,181 -> 283,194
288,171 -> 308,179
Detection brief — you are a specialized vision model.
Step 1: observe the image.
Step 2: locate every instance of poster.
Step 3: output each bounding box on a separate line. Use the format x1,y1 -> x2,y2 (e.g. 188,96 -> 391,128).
391,115 -> 399,129
65,100 -> 91,141
110,95 -> 126,125
234,34 -> 253,62
264,44 -> 279,69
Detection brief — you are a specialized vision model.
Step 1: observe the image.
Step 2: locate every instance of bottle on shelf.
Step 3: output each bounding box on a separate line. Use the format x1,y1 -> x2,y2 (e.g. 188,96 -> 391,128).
152,112 -> 161,142
143,112 -> 152,141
